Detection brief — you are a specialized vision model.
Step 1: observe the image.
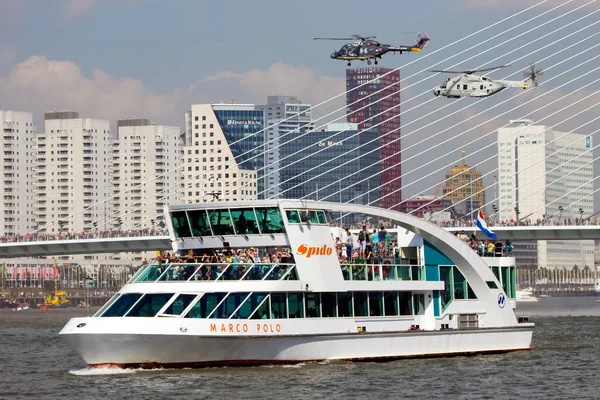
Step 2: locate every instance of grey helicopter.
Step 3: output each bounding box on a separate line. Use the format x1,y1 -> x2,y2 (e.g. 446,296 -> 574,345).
432,64 -> 543,98
314,33 -> 430,66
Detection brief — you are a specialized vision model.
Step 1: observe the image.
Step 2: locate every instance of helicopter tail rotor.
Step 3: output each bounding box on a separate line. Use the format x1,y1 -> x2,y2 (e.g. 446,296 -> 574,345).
415,32 -> 430,49
524,63 -> 543,86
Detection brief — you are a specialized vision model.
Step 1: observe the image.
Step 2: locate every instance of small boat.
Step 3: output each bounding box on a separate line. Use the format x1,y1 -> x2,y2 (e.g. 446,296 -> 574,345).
515,288 -> 539,303
13,304 -> 30,312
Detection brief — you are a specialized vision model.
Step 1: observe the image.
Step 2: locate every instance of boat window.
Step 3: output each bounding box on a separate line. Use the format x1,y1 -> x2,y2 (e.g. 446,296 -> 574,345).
125,293 -> 174,317
510,266 -> 517,298
184,293 -> 226,318
100,293 -> 143,317
453,267 -> 467,300
384,292 -> 398,316
171,211 -> 191,238
210,292 -> 249,318
305,293 -> 321,318
285,210 -> 301,224
288,292 -> 305,318
337,292 -> 353,317
440,266 -> 453,310
413,294 -> 426,315
321,293 -> 337,317
316,210 -> 327,224
188,209 -> 211,236
208,209 -> 234,236
230,208 -> 259,235
271,293 -> 288,319
353,292 -> 368,317
502,266 -> 511,298
486,281 -> 499,289
162,294 -> 197,315
399,292 -> 413,315
255,207 -> 285,234
369,292 -> 383,316
308,210 -> 320,224
231,292 -> 268,319
94,293 -> 121,317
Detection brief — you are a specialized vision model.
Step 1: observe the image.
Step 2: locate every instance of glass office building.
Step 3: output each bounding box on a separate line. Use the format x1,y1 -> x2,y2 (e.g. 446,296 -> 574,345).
279,122 -> 381,208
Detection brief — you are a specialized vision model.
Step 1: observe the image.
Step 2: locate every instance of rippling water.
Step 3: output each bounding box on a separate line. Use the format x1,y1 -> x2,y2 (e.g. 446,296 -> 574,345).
1,297 -> 599,400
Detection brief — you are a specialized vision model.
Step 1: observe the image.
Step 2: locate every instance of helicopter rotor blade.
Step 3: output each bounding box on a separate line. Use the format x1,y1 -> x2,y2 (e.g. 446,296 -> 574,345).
313,37 -> 354,40
523,63 -> 543,86
351,34 -> 376,40
429,65 -> 508,74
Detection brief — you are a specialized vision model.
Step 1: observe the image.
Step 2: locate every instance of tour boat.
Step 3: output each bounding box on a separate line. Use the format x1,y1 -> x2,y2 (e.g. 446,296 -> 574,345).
60,200 -> 534,369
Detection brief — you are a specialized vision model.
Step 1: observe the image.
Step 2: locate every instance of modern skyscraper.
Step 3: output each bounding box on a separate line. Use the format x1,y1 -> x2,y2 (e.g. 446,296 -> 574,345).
0,110 -> 36,236
183,104 -> 260,203
36,111 -> 112,233
442,151 -> 484,220
278,122 -> 381,207
257,96 -> 313,199
346,67 -> 401,210
497,119 -> 594,269
113,118 -> 183,230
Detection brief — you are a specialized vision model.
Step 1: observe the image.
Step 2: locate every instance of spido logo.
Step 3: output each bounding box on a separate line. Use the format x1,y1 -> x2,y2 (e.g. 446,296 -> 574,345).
296,244 -> 333,258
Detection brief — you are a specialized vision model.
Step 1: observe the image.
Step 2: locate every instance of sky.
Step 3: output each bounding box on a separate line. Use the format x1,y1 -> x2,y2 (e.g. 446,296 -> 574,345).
1,0 -> 599,210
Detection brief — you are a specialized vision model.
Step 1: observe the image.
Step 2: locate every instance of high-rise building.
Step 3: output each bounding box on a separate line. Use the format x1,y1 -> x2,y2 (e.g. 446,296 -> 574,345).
442,151 -> 484,220
346,67 -> 401,210
497,119 -> 594,269
183,104 -> 260,203
0,110 -> 36,236
278,122 -> 381,207
113,118 -> 183,230
35,111 -> 112,233
257,96 -> 313,199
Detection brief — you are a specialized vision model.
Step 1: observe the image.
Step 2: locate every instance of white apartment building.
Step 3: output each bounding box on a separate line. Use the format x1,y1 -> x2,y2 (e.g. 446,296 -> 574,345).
257,96 -> 313,199
36,111 -> 112,234
183,104 -> 259,203
0,110 -> 36,236
497,119 -> 594,269
113,118 -> 183,230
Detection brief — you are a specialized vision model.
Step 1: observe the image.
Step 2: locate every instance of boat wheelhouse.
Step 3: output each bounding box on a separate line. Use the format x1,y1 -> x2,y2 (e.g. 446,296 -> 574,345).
60,199 -> 533,368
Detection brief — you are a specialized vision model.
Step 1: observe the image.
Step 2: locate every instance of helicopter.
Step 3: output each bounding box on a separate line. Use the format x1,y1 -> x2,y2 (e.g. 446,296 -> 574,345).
431,64 -> 543,98
313,33 -> 430,66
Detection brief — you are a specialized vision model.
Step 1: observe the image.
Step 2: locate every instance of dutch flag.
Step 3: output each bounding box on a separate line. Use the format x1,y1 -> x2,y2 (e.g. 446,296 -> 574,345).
476,207 -> 497,240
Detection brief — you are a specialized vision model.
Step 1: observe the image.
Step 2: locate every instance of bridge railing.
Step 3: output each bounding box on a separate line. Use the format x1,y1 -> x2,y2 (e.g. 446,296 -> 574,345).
0,229 -> 169,243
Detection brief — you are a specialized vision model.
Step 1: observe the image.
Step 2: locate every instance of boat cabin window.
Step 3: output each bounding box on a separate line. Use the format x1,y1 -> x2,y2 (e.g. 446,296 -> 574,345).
285,209 -> 328,225
125,293 -> 175,317
100,293 -> 143,317
188,209 -> 211,236
255,207 -> 285,234
162,294 -> 197,315
286,210 -> 301,223
171,211 -> 192,238
230,208 -> 259,235
208,209 -> 234,236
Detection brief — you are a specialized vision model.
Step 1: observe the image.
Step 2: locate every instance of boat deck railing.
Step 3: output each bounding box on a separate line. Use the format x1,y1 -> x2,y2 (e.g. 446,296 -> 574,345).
340,264 -> 425,281
130,263 -> 299,283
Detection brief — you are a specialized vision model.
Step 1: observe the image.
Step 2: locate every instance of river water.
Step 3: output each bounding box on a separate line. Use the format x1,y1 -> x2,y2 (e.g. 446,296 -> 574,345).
1,297 -> 599,400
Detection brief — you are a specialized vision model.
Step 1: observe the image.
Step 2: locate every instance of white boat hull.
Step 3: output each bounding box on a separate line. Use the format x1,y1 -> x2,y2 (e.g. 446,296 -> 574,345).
61,318 -> 533,368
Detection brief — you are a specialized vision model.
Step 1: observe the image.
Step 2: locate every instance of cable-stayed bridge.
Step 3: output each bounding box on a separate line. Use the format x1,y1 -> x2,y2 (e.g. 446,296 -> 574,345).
2,2 -> 598,267
0,224 -> 598,258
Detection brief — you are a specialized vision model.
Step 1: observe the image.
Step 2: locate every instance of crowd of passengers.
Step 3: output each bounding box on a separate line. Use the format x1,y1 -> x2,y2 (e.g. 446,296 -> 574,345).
151,248 -> 297,281
334,226 -> 396,264
456,231 -> 514,257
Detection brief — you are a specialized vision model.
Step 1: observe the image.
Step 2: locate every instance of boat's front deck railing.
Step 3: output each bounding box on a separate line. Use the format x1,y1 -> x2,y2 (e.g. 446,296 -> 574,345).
340,264 -> 425,281
130,263 -> 299,283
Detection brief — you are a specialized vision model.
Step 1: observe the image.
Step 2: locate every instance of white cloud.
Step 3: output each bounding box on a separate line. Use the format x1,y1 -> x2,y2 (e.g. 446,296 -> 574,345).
0,56 -> 345,129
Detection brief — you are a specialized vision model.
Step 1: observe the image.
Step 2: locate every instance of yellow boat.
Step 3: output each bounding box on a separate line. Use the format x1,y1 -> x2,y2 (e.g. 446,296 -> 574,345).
43,290 -> 70,308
